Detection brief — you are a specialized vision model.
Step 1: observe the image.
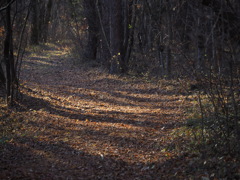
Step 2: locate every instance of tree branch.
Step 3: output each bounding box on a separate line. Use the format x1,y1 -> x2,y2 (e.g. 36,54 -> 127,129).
0,0 -> 16,12
95,0 -> 112,57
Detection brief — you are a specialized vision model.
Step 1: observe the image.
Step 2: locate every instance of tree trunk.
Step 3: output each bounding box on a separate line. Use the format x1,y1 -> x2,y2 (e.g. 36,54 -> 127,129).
83,0 -> 99,60
166,0 -> 172,77
2,0 -> 16,105
109,0 -> 123,74
97,0 -> 111,68
121,0 -> 136,73
42,0 -> 52,43
30,0 -> 39,44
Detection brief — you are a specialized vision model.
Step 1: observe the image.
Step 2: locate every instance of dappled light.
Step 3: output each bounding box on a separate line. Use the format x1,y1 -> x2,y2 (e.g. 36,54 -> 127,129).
0,45 -> 190,179
1,0 -> 239,179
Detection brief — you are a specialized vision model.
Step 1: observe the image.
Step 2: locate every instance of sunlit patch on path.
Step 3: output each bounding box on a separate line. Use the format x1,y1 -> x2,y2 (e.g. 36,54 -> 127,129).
0,44 -> 191,179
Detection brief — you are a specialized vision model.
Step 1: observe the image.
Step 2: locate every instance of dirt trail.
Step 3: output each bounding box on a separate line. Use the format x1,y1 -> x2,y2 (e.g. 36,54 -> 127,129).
0,45 -> 191,179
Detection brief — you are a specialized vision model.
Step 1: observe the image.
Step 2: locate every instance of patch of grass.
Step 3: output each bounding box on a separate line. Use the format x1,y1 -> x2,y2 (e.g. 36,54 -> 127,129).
172,91 -> 240,155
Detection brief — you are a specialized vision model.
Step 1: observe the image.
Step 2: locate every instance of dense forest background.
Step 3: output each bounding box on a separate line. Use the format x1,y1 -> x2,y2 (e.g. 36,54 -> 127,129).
1,0 -> 240,93
0,0 -> 239,179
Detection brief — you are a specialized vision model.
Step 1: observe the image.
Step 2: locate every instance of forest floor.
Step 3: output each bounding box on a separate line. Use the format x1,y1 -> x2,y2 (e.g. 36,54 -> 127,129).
0,44 -> 237,179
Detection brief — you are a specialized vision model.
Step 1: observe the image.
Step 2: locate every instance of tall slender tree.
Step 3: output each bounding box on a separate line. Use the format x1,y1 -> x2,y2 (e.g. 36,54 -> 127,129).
1,0 -> 17,105
30,0 -> 39,44
83,0 -> 99,60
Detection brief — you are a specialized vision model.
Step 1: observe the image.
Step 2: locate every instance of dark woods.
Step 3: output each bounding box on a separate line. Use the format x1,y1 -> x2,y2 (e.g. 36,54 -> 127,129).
0,0 -> 17,105
83,0 -> 240,78
1,0 -> 239,79
0,0 -> 52,105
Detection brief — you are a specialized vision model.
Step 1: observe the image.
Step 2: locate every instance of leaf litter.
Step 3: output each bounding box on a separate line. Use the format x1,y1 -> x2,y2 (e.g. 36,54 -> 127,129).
1,45 -> 237,179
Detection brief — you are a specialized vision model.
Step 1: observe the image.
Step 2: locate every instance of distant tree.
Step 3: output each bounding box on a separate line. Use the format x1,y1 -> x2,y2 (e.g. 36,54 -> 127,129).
30,0 -> 53,44
93,0 -> 137,74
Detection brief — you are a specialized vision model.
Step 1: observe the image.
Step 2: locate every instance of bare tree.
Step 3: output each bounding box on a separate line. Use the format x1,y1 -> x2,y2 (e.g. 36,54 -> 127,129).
83,0 -> 99,61
1,0 -> 16,105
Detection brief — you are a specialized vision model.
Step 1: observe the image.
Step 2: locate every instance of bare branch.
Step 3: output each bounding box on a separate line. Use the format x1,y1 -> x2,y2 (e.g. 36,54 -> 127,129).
0,0 -> 16,12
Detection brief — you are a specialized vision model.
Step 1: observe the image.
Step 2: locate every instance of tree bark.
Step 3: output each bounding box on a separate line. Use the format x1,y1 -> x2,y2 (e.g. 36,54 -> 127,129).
42,0 -> 52,43
121,0 -> 136,73
166,0 -> 172,77
30,0 -> 39,44
2,0 -> 16,104
109,0 -> 123,74
97,0 -> 111,67
83,0 -> 99,60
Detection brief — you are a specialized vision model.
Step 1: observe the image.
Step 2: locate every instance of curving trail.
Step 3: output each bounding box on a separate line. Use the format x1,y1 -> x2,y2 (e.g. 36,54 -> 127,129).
0,44 -> 192,179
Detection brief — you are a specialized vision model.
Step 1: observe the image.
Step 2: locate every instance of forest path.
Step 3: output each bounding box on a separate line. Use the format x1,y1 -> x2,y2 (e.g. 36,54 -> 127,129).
1,44 -> 191,179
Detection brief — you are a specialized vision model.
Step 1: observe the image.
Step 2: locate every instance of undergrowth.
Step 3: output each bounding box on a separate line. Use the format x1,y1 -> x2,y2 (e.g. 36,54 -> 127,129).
171,78 -> 240,179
